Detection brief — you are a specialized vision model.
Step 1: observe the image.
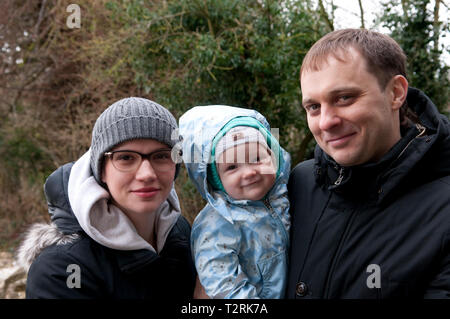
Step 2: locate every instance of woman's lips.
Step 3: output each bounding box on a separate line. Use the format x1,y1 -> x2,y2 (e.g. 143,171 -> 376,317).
132,188 -> 160,198
327,132 -> 356,147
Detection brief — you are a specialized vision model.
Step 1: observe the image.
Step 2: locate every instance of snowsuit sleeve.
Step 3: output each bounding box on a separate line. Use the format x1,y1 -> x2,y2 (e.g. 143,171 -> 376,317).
191,209 -> 260,299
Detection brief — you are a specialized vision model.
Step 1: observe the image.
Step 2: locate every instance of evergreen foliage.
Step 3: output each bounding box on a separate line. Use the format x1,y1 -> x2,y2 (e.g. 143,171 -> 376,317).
0,0 -> 448,248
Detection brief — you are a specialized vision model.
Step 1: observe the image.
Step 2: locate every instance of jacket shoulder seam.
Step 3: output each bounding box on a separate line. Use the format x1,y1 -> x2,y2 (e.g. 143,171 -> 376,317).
437,175 -> 450,187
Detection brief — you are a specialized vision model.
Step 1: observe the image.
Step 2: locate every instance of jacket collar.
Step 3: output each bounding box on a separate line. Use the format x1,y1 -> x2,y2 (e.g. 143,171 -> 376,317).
315,124 -> 420,200
113,248 -> 160,274
17,222 -> 165,274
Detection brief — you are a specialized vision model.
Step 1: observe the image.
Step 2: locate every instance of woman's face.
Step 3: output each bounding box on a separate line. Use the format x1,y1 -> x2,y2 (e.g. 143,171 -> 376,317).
102,139 -> 176,217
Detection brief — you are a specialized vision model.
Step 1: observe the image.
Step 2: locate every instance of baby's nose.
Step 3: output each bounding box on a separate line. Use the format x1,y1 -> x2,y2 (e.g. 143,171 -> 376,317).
242,165 -> 258,178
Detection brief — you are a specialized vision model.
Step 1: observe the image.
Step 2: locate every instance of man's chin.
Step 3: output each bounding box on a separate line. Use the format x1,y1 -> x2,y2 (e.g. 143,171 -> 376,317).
327,150 -> 362,167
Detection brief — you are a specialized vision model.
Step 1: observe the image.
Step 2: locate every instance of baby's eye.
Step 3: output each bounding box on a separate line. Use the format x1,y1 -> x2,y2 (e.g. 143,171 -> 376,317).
249,156 -> 261,164
225,164 -> 237,171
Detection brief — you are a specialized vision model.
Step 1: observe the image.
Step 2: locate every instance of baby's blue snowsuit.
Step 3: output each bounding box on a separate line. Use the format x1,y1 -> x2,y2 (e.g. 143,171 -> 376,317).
179,105 -> 291,298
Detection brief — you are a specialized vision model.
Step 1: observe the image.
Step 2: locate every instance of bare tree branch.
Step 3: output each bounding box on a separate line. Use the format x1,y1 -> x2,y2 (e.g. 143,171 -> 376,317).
34,0 -> 48,39
358,0 -> 365,29
12,64 -> 48,112
318,0 -> 334,31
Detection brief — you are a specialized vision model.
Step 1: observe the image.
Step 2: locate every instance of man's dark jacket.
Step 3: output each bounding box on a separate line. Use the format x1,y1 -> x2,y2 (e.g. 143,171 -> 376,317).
20,163 -> 196,299
286,87 -> 450,298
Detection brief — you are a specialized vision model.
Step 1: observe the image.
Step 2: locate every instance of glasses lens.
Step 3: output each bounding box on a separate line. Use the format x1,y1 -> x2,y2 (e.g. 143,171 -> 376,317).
111,151 -> 141,171
150,150 -> 175,172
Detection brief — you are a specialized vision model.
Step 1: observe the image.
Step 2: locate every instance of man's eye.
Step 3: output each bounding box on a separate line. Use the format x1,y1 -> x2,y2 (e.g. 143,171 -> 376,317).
337,95 -> 354,104
305,104 -> 320,113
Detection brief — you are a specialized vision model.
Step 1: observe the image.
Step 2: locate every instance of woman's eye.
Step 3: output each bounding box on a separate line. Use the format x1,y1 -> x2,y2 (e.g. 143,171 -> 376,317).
152,152 -> 171,161
117,155 -> 135,161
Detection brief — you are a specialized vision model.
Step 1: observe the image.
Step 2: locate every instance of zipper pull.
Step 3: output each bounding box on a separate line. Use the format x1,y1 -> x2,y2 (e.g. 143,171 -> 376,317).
263,198 -> 272,211
263,198 -> 276,215
334,167 -> 345,185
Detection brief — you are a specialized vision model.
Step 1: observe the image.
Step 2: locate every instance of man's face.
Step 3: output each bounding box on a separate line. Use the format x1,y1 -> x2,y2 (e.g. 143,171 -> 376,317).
301,48 -> 403,166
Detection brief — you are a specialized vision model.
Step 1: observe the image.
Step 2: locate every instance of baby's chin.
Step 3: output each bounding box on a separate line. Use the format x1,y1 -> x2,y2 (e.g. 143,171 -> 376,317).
239,188 -> 271,201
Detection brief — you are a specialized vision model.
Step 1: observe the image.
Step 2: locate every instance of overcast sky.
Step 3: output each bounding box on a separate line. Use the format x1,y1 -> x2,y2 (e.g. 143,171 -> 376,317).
331,0 -> 449,65
333,0 -> 382,29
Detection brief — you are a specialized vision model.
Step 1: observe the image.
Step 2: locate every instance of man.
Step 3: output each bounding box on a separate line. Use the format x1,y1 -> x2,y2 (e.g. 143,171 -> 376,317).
286,28 -> 450,298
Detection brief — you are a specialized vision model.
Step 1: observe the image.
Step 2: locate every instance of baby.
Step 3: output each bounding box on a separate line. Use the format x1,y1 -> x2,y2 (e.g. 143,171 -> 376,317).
179,105 -> 290,299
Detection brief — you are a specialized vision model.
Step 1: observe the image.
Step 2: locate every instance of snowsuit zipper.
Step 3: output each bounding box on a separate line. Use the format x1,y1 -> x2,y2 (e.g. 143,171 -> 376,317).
263,198 -> 289,245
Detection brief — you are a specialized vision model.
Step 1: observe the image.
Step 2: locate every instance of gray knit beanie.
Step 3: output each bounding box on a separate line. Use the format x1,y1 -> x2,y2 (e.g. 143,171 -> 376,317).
90,97 -> 180,184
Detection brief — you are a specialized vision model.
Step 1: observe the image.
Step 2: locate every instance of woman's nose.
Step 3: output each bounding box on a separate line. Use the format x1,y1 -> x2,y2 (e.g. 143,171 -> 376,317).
135,159 -> 157,181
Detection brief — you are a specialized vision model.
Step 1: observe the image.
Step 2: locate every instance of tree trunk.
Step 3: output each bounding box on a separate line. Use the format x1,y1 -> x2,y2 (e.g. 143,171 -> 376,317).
433,0 -> 441,53
401,0 -> 409,19
296,130 -> 314,162
318,0 -> 334,31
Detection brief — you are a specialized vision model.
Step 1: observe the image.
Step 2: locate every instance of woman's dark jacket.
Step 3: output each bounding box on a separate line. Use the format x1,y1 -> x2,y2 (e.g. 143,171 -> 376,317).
20,163 -> 196,299
286,87 -> 450,298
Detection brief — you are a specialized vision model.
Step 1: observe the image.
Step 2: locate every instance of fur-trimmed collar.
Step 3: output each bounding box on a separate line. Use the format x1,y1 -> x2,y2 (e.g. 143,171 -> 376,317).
16,223 -> 79,272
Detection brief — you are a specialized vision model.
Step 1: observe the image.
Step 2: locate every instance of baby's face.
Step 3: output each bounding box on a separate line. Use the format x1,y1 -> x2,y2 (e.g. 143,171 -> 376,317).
217,142 -> 277,201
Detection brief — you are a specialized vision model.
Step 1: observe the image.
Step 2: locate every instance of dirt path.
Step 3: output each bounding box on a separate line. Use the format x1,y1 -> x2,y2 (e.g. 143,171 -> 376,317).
0,251 -> 26,299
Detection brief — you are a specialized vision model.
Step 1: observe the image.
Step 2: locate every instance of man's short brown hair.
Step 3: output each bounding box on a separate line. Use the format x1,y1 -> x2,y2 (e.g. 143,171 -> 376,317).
300,28 -> 407,90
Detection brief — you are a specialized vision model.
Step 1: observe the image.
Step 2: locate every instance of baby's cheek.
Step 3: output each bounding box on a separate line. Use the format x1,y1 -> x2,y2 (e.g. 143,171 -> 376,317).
260,162 -> 277,175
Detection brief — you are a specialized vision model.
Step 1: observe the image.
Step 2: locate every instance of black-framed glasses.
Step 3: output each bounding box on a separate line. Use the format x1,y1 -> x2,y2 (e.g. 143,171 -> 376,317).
104,148 -> 176,173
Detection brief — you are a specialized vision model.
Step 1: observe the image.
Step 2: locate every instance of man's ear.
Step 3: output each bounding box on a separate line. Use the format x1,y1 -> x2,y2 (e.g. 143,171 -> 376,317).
389,75 -> 408,111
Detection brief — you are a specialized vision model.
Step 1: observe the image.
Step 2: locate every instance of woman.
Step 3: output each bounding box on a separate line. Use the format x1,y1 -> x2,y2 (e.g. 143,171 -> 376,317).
17,97 -> 196,298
